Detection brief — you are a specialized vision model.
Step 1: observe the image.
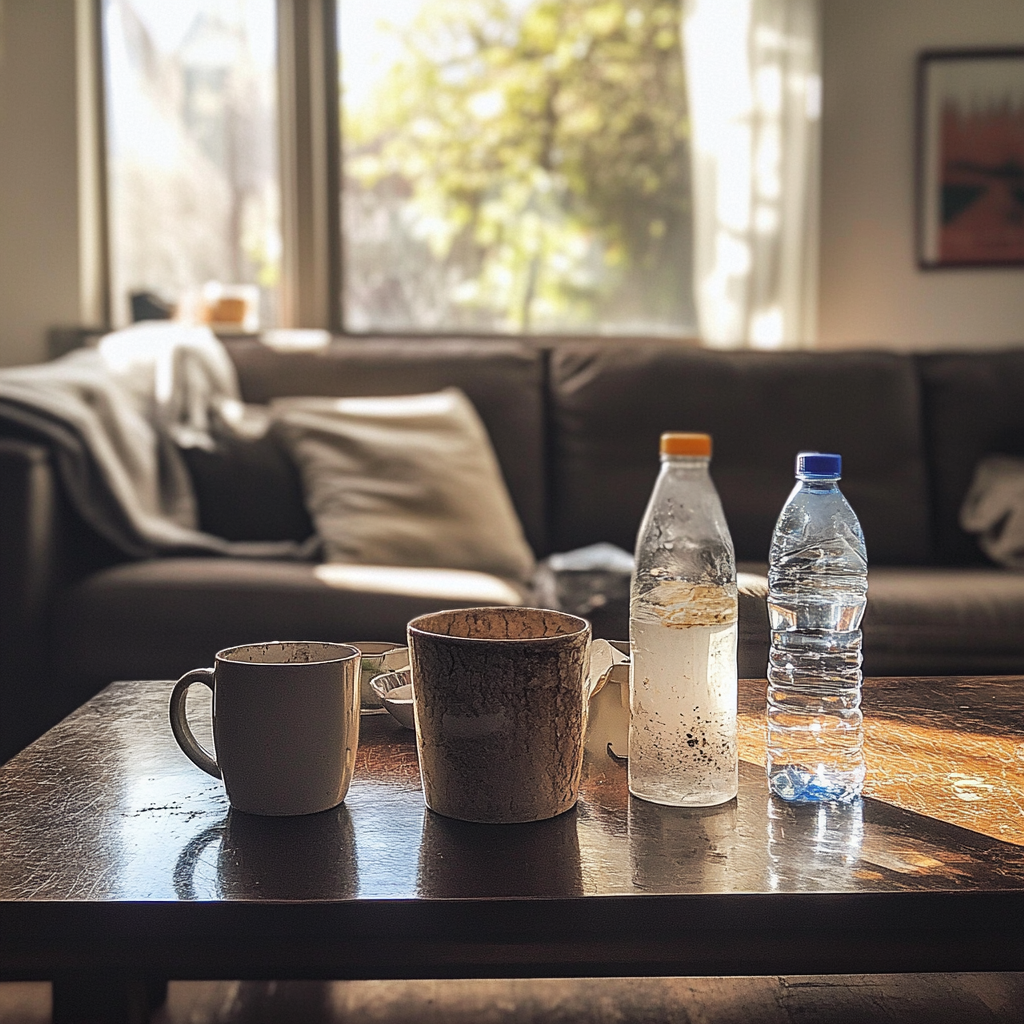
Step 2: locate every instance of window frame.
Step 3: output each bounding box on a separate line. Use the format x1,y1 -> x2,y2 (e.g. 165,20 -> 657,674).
90,0 -> 697,343
278,0 -> 341,330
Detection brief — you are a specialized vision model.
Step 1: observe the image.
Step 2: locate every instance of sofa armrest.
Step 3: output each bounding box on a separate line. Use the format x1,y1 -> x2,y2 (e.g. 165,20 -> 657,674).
0,440 -> 61,658
0,440 -> 66,760
0,438 -> 138,760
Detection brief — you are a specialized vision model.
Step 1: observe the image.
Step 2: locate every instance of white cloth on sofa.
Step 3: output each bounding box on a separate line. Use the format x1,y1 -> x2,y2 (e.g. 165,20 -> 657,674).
960,455 -> 1024,569
0,323 -> 306,559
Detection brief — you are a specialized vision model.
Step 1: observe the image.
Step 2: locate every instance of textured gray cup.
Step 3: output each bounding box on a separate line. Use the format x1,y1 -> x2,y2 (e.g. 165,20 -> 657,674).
407,607 -> 592,823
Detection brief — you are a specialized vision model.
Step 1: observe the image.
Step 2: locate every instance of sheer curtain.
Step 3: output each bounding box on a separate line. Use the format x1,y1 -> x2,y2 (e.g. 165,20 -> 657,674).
682,0 -> 821,348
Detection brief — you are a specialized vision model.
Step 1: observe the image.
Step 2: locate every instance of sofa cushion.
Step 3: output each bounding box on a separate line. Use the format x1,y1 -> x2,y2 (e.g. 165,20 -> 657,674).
180,429 -> 313,543
738,562 -> 1024,677
548,346 -> 933,564
861,566 -> 1024,675
918,350 -> 1024,565
224,338 -> 549,555
271,390 -> 536,582
52,559 -> 525,685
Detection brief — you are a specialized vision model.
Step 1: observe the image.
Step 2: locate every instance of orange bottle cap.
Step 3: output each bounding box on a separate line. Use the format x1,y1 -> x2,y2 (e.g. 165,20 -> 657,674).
660,432 -> 712,457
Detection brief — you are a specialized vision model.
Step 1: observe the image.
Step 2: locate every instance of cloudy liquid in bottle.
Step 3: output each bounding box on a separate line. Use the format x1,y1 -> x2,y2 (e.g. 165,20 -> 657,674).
629,584 -> 738,807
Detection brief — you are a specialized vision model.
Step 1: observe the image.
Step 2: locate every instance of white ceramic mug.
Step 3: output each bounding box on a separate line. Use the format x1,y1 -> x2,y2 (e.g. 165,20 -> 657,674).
169,640 -> 361,816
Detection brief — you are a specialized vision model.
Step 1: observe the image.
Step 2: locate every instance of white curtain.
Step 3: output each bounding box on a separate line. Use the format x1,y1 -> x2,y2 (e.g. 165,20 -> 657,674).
682,0 -> 821,348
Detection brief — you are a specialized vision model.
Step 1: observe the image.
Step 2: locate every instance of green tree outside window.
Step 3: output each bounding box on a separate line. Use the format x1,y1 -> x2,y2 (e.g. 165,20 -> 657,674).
342,0 -> 693,334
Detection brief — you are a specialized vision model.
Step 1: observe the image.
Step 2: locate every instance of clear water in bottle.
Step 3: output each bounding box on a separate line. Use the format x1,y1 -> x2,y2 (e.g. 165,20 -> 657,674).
767,452 -> 867,803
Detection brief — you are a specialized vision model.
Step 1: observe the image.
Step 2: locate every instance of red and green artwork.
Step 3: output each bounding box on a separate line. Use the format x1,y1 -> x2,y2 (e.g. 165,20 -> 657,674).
939,98 -> 1024,264
919,50 -> 1024,268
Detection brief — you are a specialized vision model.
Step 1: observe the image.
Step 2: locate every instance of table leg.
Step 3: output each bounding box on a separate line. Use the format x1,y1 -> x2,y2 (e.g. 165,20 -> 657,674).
52,975 -> 167,1024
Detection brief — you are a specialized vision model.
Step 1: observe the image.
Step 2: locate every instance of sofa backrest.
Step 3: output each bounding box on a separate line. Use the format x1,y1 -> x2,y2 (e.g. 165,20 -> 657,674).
546,345 -> 934,565
224,338 -> 549,556
917,350 -> 1024,565
8,336 -> 1019,571
214,337 -> 1024,568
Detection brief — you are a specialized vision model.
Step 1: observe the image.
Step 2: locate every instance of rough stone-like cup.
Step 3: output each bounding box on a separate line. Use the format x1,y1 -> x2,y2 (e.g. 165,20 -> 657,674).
407,607 -> 592,823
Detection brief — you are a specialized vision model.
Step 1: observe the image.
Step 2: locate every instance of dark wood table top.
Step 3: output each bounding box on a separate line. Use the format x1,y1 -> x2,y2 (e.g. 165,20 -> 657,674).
738,675 -> 1024,848
1,677 -> 1022,983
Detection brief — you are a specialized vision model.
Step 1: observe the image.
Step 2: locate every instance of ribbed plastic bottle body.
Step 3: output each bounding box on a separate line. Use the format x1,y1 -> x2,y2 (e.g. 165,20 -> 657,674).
767,477 -> 867,803
629,455 -> 738,807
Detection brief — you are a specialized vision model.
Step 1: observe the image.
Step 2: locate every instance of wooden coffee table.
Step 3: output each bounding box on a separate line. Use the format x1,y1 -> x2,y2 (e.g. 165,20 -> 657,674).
1,676 -> 1022,1023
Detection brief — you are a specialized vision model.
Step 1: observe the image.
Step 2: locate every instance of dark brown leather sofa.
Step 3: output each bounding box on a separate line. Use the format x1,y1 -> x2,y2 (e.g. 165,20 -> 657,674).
3,337 -> 1024,763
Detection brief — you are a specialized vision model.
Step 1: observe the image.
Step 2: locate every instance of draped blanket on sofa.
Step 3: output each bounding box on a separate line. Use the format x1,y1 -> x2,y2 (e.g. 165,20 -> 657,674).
0,323 -> 309,560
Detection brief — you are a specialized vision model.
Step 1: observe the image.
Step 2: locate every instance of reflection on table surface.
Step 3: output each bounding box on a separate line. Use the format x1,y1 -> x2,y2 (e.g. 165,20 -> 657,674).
738,675 -> 1024,847
0,678 -> 1021,904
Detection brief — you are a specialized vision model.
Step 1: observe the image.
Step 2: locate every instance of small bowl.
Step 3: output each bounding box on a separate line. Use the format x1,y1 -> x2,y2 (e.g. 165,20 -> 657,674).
351,644 -> 409,712
369,668 -> 416,729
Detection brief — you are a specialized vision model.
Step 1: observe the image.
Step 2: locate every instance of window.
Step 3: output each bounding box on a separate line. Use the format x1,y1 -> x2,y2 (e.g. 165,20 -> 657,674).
339,0 -> 694,335
101,0 -> 695,337
102,0 -> 281,329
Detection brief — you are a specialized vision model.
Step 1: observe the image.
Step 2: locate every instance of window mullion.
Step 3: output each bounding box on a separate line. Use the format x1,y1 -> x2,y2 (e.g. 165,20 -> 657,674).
78,0 -> 111,330
277,0 -> 337,330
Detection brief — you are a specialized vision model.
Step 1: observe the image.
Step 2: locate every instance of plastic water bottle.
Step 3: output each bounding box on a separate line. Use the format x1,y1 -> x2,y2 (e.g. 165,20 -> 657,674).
629,432 -> 738,807
767,452 -> 867,802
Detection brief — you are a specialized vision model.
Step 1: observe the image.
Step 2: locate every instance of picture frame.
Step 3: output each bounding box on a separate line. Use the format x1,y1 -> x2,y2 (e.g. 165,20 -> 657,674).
917,48 -> 1024,269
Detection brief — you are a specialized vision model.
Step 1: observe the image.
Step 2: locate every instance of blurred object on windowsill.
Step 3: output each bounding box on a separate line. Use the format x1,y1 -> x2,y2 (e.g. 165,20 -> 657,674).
130,291 -> 176,323
179,283 -> 260,335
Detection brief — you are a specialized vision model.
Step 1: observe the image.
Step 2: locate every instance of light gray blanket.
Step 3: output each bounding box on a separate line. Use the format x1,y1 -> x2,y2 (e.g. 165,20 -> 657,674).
960,454 -> 1024,569
0,323 -> 307,559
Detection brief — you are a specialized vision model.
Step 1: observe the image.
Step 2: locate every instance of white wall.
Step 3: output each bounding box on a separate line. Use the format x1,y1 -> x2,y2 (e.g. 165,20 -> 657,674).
819,0 -> 1024,350
0,0 -> 83,368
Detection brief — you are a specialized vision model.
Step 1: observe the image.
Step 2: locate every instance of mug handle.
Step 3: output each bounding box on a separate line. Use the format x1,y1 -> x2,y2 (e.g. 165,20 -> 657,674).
169,668 -> 221,779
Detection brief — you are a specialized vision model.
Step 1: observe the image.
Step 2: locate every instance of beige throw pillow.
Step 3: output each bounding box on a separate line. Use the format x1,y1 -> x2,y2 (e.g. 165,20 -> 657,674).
271,389 -> 536,583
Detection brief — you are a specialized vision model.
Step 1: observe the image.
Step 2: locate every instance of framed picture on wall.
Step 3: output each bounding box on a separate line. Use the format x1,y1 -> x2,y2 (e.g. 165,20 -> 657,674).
917,49 -> 1024,268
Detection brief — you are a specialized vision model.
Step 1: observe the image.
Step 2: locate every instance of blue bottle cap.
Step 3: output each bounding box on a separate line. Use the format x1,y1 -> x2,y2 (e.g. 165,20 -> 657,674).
796,452 -> 841,479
